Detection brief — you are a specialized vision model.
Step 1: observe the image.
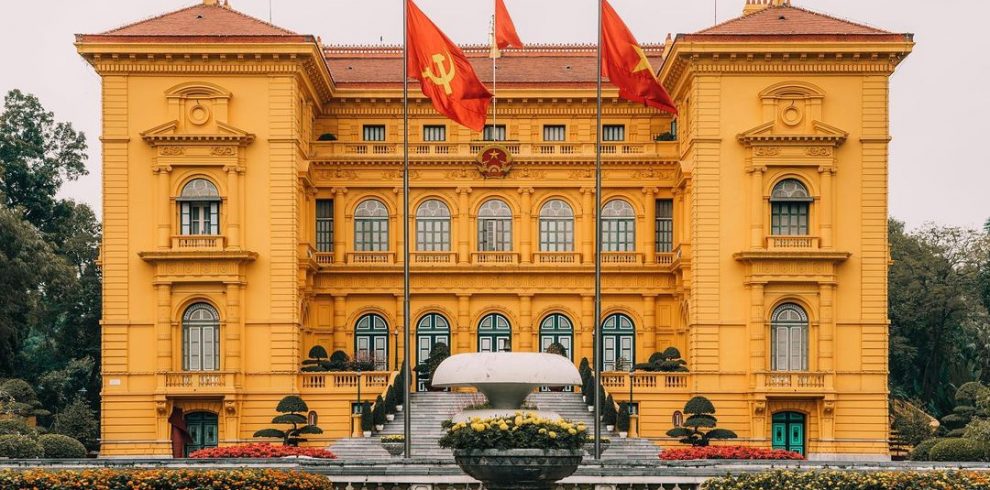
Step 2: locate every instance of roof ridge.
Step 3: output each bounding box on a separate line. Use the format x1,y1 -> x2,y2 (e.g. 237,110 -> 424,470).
784,4 -> 891,34
695,4 -> 890,36
99,2 -> 201,35
98,1 -> 300,37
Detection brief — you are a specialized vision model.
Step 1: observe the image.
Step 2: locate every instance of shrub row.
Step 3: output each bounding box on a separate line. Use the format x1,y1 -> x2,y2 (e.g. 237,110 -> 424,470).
661,445 -> 804,461
0,433 -> 88,458
188,443 -> 336,459
910,437 -> 990,462
703,470 -> 990,490
0,469 -> 332,490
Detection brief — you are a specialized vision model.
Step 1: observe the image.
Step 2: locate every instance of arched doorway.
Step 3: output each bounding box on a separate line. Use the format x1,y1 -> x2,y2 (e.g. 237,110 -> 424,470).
601,313 -> 635,371
355,313 -> 389,371
772,411 -> 806,456
478,313 -> 511,352
184,411 -> 218,456
416,313 -> 451,392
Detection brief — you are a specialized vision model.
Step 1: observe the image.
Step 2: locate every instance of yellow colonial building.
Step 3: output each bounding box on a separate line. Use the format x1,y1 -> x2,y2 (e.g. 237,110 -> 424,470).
77,0 -> 912,459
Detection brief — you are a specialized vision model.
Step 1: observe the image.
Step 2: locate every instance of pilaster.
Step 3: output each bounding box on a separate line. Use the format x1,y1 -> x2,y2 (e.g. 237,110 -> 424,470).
519,187 -> 534,264
456,187 -> 472,264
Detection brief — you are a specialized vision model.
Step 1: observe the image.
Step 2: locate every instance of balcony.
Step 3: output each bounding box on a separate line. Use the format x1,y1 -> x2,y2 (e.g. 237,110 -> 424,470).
160,371 -> 236,394
412,251 -> 457,265
347,251 -> 395,265
534,252 -> 581,264
472,251 -> 519,265
602,252 -> 643,265
171,235 -> 226,251
300,371 -> 393,391
756,371 -> 831,393
601,371 -> 690,392
655,252 -> 675,265
315,252 -> 334,265
311,141 -> 679,161
766,236 -> 820,250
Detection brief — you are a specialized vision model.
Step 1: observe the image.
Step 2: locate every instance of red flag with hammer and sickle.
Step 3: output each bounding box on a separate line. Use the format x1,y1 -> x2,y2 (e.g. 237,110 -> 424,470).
601,0 -> 677,114
407,0 -> 492,131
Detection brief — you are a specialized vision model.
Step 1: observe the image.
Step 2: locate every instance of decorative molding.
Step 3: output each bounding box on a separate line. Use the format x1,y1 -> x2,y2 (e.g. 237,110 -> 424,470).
806,147 -> 832,157
210,146 -> 236,157
754,146 -> 781,157
160,146 -> 185,156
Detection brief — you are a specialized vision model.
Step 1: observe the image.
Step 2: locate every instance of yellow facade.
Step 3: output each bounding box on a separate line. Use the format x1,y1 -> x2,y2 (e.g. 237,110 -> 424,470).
77,0 -> 912,459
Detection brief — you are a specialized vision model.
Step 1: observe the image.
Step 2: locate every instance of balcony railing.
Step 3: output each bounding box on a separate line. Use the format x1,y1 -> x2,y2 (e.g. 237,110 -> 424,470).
766,236 -> 820,250
601,371 -> 689,391
300,371 -> 392,391
534,252 -> 581,264
602,252 -> 643,265
412,251 -> 457,264
315,252 -> 334,265
347,252 -> 395,265
172,235 -> 226,251
655,252 -> 675,265
472,251 -> 519,265
161,371 -> 236,393
757,371 -> 830,391
312,141 -> 679,161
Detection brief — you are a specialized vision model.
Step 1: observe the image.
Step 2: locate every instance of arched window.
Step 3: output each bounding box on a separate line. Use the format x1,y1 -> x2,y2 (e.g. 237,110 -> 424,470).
416,313 -> 451,392
601,313 -> 635,371
307,411 -> 319,426
355,313 -> 389,371
182,303 -> 220,371
354,199 -> 389,251
416,199 -> 452,251
771,304 -> 809,371
477,199 -> 512,252
601,200 -> 635,252
178,179 -> 220,235
539,199 -> 575,252
478,313 -> 511,352
770,179 -> 811,236
539,314 -> 573,358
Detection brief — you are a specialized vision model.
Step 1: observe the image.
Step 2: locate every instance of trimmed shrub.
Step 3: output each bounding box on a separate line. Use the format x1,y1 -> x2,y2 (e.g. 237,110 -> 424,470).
666,396 -> 737,447
38,434 -> 86,458
252,396 -> 322,446
964,419 -> 990,442
384,385 -> 397,415
0,434 -> 44,458
0,418 -> 37,436
928,438 -> 990,462
602,395 -> 617,427
360,401 -> 373,432
0,379 -> 47,418
704,470 -> 990,489
910,438 -> 942,461
892,403 -> 936,446
50,399 -> 100,451
616,403 -> 630,432
373,395 -> 386,427
0,469 -> 333,489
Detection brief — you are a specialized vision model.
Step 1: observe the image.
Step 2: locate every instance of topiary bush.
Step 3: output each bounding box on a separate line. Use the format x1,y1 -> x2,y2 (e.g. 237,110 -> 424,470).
616,402 -> 630,432
301,345 -> 330,372
38,434 -> 86,458
0,418 -> 37,437
927,438 -> 990,462
666,396 -> 737,447
252,395 -> 323,446
373,395 -> 386,428
910,438 -> 942,461
964,419 -> 990,442
0,434 -> 44,458
360,401 -> 373,432
638,347 -> 688,372
602,395 -> 617,427
50,399 -> 99,452
0,379 -> 48,418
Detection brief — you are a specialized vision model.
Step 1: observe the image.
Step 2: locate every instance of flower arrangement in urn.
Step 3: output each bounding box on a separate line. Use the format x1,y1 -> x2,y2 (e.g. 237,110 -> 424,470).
439,412 -> 588,451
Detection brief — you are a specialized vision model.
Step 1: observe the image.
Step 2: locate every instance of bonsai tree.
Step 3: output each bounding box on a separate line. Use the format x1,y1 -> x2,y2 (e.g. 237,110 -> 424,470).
602,395 -> 617,428
360,401 -> 373,434
546,342 -> 568,358
252,395 -> 323,446
940,382 -> 989,437
415,343 -> 450,391
0,379 -> 49,419
665,396 -> 737,447
637,347 -> 688,372
373,395 -> 386,429
301,345 -> 330,372
616,403 -> 631,433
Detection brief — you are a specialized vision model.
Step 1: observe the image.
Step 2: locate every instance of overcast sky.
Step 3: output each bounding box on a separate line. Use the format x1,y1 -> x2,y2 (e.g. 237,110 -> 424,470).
1,0 -> 986,229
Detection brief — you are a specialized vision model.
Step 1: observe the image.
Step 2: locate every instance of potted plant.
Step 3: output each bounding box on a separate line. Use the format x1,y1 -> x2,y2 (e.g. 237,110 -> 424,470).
603,395 -> 617,432
360,401 -> 373,438
578,358 -> 591,401
373,395 -> 386,431
585,436 -> 611,455
301,345 -> 329,372
394,368 -> 405,412
384,386 -> 396,422
380,434 -> 405,457
440,413 -> 587,490
616,402 -> 630,438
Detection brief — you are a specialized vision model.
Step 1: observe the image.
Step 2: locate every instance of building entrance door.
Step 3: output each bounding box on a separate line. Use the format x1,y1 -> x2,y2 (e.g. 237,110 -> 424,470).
771,411 -> 806,456
478,313 -> 511,353
184,411 -> 218,456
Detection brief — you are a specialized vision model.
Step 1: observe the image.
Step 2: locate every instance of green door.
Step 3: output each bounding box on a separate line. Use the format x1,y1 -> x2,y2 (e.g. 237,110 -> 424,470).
184,411 -> 219,456
771,412 -> 805,456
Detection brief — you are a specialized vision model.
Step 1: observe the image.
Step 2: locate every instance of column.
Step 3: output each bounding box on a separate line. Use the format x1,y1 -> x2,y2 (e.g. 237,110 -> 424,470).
519,187 -> 534,264
580,187 -> 594,265
643,295 -> 657,353
333,296 -> 347,352
393,187 -> 403,263
642,187 -> 657,263
155,165 -> 172,249
225,165 -> 241,250
748,166 -> 766,249
225,283 -> 242,376
519,294 -> 533,351
819,283 -> 835,376
749,283 -> 766,376
456,187 -> 471,264
819,166 -> 835,249
457,294 -> 471,353
332,188 -> 347,263
155,283 -> 172,372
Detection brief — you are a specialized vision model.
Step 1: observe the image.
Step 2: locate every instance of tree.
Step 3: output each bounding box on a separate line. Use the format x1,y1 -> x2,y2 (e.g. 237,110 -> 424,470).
665,396 -> 737,447
252,396 -> 323,446
50,398 -> 99,452
301,345 -> 330,372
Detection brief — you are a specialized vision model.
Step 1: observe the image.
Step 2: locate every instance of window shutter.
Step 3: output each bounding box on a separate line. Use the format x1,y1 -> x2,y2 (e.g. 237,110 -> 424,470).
790,325 -> 803,372
775,326 -> 789,370
189,326 -> 202,371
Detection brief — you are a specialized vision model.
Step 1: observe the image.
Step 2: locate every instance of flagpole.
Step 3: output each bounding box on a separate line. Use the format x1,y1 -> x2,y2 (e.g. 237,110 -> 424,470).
593,0 -> 603,462
401,0 -> 412,460
492,0 -> 497,140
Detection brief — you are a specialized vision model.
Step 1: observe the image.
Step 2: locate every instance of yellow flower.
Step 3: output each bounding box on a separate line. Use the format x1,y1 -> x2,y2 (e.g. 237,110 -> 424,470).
471,423 -> 486,432
499,423 -> 509,431
514,416 -> 523,426
568,428 -> 577,435
549,431 -> 557,439
539,428 -> 547,434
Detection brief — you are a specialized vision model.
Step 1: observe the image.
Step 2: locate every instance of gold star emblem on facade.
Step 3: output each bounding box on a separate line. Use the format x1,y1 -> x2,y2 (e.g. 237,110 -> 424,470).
632,45 -> 654,74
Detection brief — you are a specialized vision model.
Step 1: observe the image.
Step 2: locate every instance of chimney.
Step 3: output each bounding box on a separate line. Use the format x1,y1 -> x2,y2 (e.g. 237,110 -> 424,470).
743,0 -> 791,16
203,0 -> 219,5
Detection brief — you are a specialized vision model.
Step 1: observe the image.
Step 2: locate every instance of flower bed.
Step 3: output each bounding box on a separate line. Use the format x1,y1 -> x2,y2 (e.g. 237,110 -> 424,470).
188,443 -> 336,459
703,470 -> 990,490
661,445 -> 804,461
439,413 -> 588,450
0,469 -> 331,490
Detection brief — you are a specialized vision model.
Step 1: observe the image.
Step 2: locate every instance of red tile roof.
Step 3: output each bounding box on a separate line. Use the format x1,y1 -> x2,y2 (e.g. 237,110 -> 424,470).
684,5 -> 910,42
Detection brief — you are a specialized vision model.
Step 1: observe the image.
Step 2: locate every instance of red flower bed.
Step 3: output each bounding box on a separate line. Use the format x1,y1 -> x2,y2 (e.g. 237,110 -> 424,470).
660,446 -> 804,461
189,443 -> 336,459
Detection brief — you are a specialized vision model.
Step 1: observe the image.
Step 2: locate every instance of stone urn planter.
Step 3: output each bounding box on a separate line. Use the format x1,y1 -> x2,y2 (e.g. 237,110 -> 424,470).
454,448 -> 583,490
381,441 -> 405,457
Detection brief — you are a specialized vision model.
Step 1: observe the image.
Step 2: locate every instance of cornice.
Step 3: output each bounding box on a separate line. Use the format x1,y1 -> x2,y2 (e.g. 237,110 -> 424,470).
138,250 -> 259,263
733,250 -> 850,263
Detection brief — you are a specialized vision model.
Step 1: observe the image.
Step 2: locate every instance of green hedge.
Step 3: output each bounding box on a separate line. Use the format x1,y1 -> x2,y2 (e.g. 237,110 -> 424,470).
0,434 -> 43,458
910,437 -> 943,461
38,434 -> 86,458
704,470 -> 990,490
0,469 -> 331,489
928,438 -> 990,462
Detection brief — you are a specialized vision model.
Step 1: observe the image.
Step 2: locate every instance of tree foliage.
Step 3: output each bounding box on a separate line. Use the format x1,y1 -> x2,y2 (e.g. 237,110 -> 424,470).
666,396 -> 737,447
252,396 -> 322,447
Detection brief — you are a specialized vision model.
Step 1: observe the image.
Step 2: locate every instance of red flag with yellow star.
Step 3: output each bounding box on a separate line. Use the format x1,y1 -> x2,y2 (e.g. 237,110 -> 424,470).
601,0 -> 677,114
407,0 -> 492,131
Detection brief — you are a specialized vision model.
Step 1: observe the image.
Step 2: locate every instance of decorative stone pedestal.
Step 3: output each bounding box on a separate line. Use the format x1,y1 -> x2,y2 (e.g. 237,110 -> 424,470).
453,448 -> 583,490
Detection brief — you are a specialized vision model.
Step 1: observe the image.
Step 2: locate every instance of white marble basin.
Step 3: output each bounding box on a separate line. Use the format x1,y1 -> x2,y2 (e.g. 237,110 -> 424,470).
431,353 -> 581,409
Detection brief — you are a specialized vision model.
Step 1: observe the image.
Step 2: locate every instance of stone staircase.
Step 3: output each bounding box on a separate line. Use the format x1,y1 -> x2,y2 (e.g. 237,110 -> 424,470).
329,391 -> 659,461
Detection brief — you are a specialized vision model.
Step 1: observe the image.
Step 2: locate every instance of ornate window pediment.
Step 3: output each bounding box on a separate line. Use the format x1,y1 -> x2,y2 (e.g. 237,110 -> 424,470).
737,82 -> 848,150
142,82 -> 255,151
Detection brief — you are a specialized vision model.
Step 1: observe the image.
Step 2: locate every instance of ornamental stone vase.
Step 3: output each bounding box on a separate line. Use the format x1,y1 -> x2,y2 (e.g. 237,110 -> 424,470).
453,448 -> 583,490
381,441 -> 404,457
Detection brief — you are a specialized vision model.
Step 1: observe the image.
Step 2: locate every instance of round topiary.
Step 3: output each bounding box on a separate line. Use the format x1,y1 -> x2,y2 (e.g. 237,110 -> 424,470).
910,438 -> 942,461
0,419 -> 38,437
0,379 -> 38,403
684,396 -> 716,415
0,434 -> 44,458
307,345 -> 329,360
38,434 -> 86,458
330,350 -> 350,363
928,438 -> 990,462
956,382 -> 989,405
276,395 -> 308,413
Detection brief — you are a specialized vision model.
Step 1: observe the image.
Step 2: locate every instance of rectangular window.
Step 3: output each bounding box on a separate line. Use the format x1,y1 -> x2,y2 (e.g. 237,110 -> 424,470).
603,124 -> 625,142
423,125 -> 446,142
539,218 -> 574,252
771,203 -> 809,235
478,218 -> 512,251
602,219 -> 635,252
655,199 -> 673,252
316,199 -> 334,252
543,125 -> 566,142
355,218 -> 388,251
483,124 -> 506,141
180,202 -> 219,235
363,125 -> 386,141
416,218 -> 451,251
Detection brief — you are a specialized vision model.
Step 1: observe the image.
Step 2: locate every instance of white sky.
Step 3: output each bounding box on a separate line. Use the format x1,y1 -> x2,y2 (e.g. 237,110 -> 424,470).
1,0 -> 986,229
